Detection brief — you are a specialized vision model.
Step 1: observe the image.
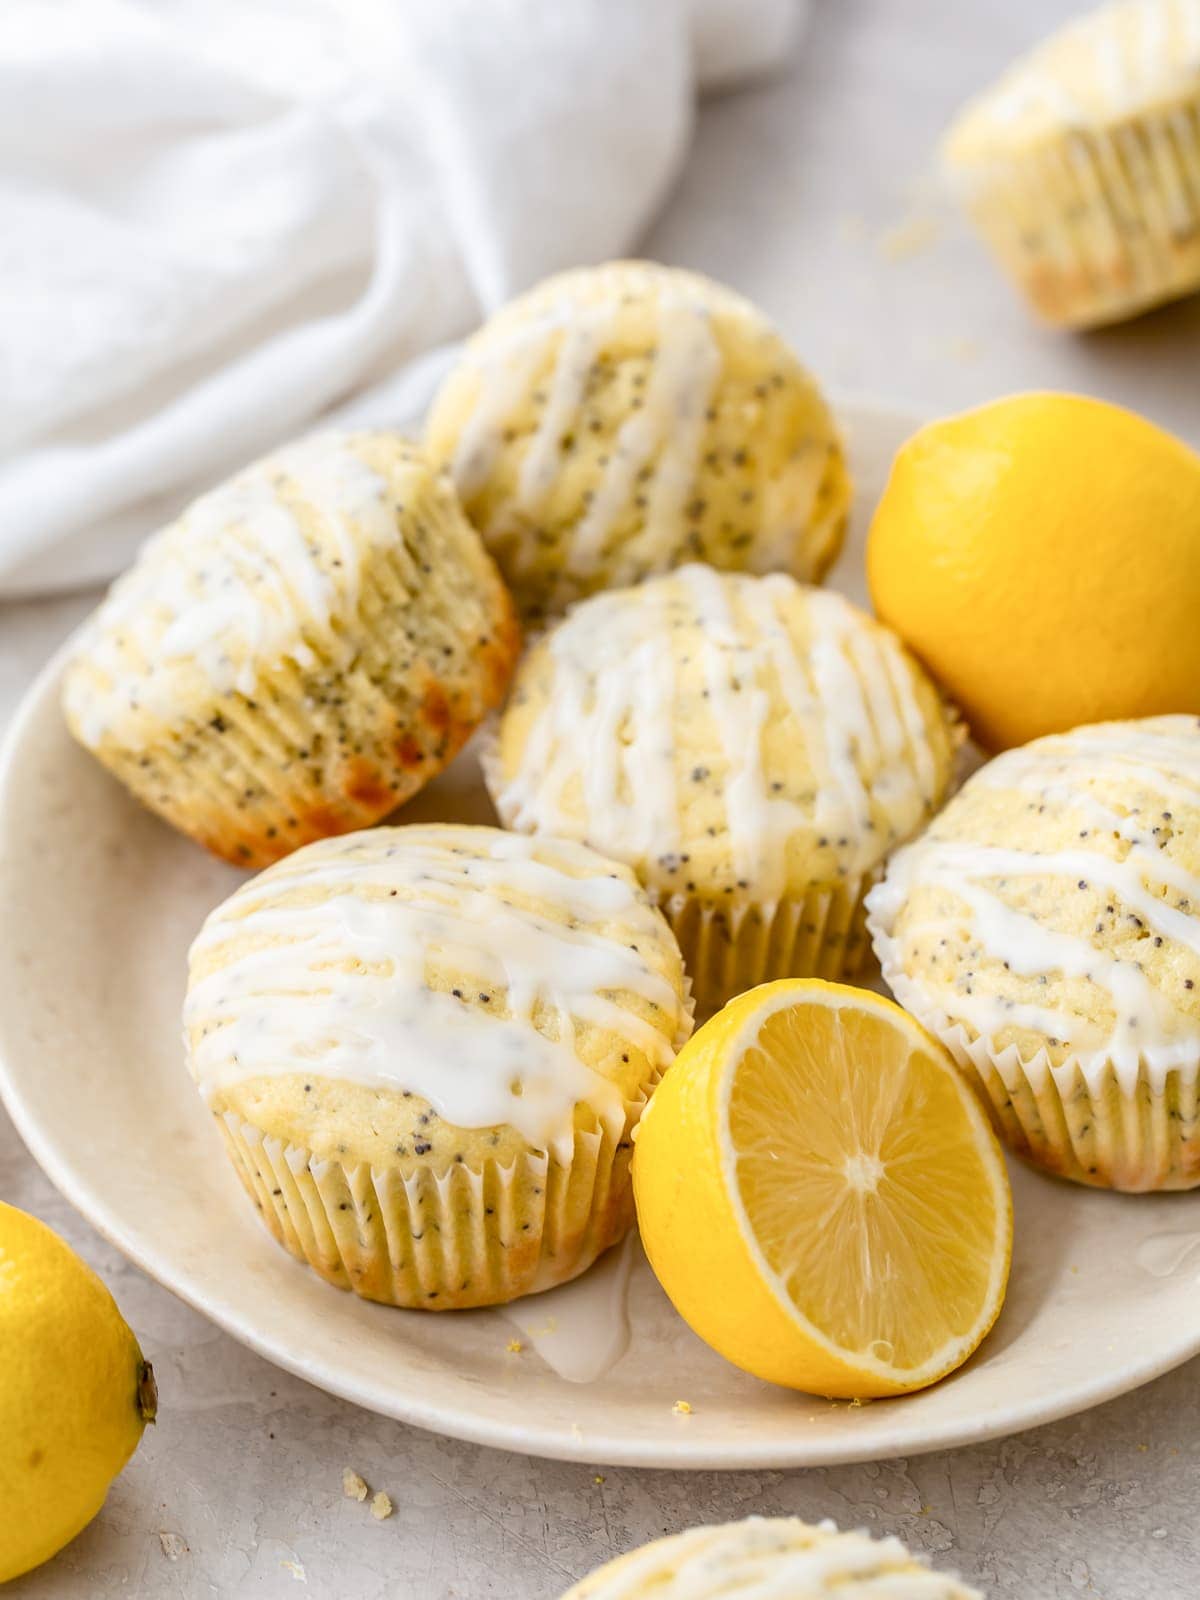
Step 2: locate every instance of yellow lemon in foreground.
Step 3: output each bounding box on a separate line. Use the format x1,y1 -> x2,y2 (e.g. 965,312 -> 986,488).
0,1201 -> 157,1583
633,981 -> 1011,1398
867,393 -> 1200,752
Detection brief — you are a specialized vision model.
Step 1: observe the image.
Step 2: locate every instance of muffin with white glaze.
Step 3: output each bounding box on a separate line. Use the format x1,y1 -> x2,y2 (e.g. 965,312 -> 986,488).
943,0 -> 1200,327
486,564 -> 959,1016
560,1517 -> 984,1599
62,433 -> 520,868
184,823 -> 692,1308
869,716 -> 1200,1191
425,261 -> 850,618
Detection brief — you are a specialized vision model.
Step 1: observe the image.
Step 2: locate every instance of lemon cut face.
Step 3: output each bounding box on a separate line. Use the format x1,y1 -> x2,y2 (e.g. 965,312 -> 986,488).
728,991 -> 1010,1378
634,981 -> 1013,1398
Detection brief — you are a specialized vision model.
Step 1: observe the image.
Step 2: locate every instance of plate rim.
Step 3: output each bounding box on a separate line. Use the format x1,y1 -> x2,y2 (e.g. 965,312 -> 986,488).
5,417 -> 1200,1469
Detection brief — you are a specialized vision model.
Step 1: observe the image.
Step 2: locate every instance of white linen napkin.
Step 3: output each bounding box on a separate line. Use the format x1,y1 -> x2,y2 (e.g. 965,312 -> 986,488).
0,0 -> 802,597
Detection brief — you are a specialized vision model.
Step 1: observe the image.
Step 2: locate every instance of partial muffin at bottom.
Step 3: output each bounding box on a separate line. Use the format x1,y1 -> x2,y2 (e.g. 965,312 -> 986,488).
560,1516 -> 983,1599
184,824 -> 692,1307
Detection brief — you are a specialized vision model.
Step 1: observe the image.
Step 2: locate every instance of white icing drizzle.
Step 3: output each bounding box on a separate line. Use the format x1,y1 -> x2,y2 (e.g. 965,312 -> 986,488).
451,320 -> 554,501
570,301 -> 721,576
806,583 -> 938,827
516,318 -> 601,512
185,828 -> 686,1158
447,277 -> 722,582
496,567 -> 941,906
573,1518 -> 975,1600
64,433 -> 398,746
870,717 -> 1200,1084
679,565 -> 808,899
500,583 -> 682,865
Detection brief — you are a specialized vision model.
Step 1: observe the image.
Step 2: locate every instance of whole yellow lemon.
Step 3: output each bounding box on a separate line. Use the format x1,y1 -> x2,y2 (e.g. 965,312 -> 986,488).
0,1201 -> 156,1583
867,393 -> 1200,751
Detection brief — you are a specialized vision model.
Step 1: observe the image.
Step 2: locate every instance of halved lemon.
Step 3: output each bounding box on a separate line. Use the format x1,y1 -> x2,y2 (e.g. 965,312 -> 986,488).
633,980 -> 1012,1398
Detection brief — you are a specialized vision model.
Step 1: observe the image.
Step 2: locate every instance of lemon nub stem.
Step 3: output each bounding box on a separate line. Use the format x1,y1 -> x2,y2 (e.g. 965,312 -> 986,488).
138,1361 -> 158,1425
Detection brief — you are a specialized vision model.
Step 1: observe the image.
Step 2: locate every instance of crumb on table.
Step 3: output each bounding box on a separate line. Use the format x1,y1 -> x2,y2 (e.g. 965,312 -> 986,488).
878,215 -> 939,261
342,1467 -> 370,1503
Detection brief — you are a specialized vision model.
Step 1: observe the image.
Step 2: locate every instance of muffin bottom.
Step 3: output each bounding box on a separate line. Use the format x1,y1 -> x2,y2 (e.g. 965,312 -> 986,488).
958,99 -> 1200,328
662,875 -> 874,1020
216,1101 -> 638,1309
958,1037 -> 1200,1193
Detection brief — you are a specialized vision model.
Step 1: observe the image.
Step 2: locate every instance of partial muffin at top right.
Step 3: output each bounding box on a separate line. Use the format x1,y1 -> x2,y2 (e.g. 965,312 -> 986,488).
868,715 -> 1200,1193
942,0 -> 1200,327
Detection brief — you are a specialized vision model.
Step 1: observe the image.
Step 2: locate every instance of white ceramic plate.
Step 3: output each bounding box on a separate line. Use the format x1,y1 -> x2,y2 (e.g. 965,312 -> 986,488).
3,402 -> 1200,1471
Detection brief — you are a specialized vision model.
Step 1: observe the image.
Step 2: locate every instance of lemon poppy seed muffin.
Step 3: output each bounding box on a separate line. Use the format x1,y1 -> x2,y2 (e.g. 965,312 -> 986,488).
869,716 -> 1200,1192
425,260 -> 851,618
943,0 -> 1200,327
560,1517 -> 984,1599
184,824 -> 692,1308
486,565 -> 959,1015
62,433 -> 520,867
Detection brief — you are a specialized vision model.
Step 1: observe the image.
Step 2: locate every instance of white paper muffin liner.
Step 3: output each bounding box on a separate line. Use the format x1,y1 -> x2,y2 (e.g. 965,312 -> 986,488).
661,876 -> 875,1020
212,980 -> 694,1308
951,98 -> 1200,328
218,1098 -> 637,1309
869,909 -> 1200,1193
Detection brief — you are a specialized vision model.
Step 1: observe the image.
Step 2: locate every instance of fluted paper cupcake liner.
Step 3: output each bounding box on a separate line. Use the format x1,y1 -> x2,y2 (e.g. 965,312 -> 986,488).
951,97 -> 1200,328
663,876 -> 875,1020
958,1034 -> 1200,1192
218,1097 -> 641,1310
870,915 -> 1200,1192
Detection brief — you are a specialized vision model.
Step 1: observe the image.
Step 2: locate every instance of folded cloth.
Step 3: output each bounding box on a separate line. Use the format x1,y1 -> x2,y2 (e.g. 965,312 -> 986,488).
0,0 -> 802,597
